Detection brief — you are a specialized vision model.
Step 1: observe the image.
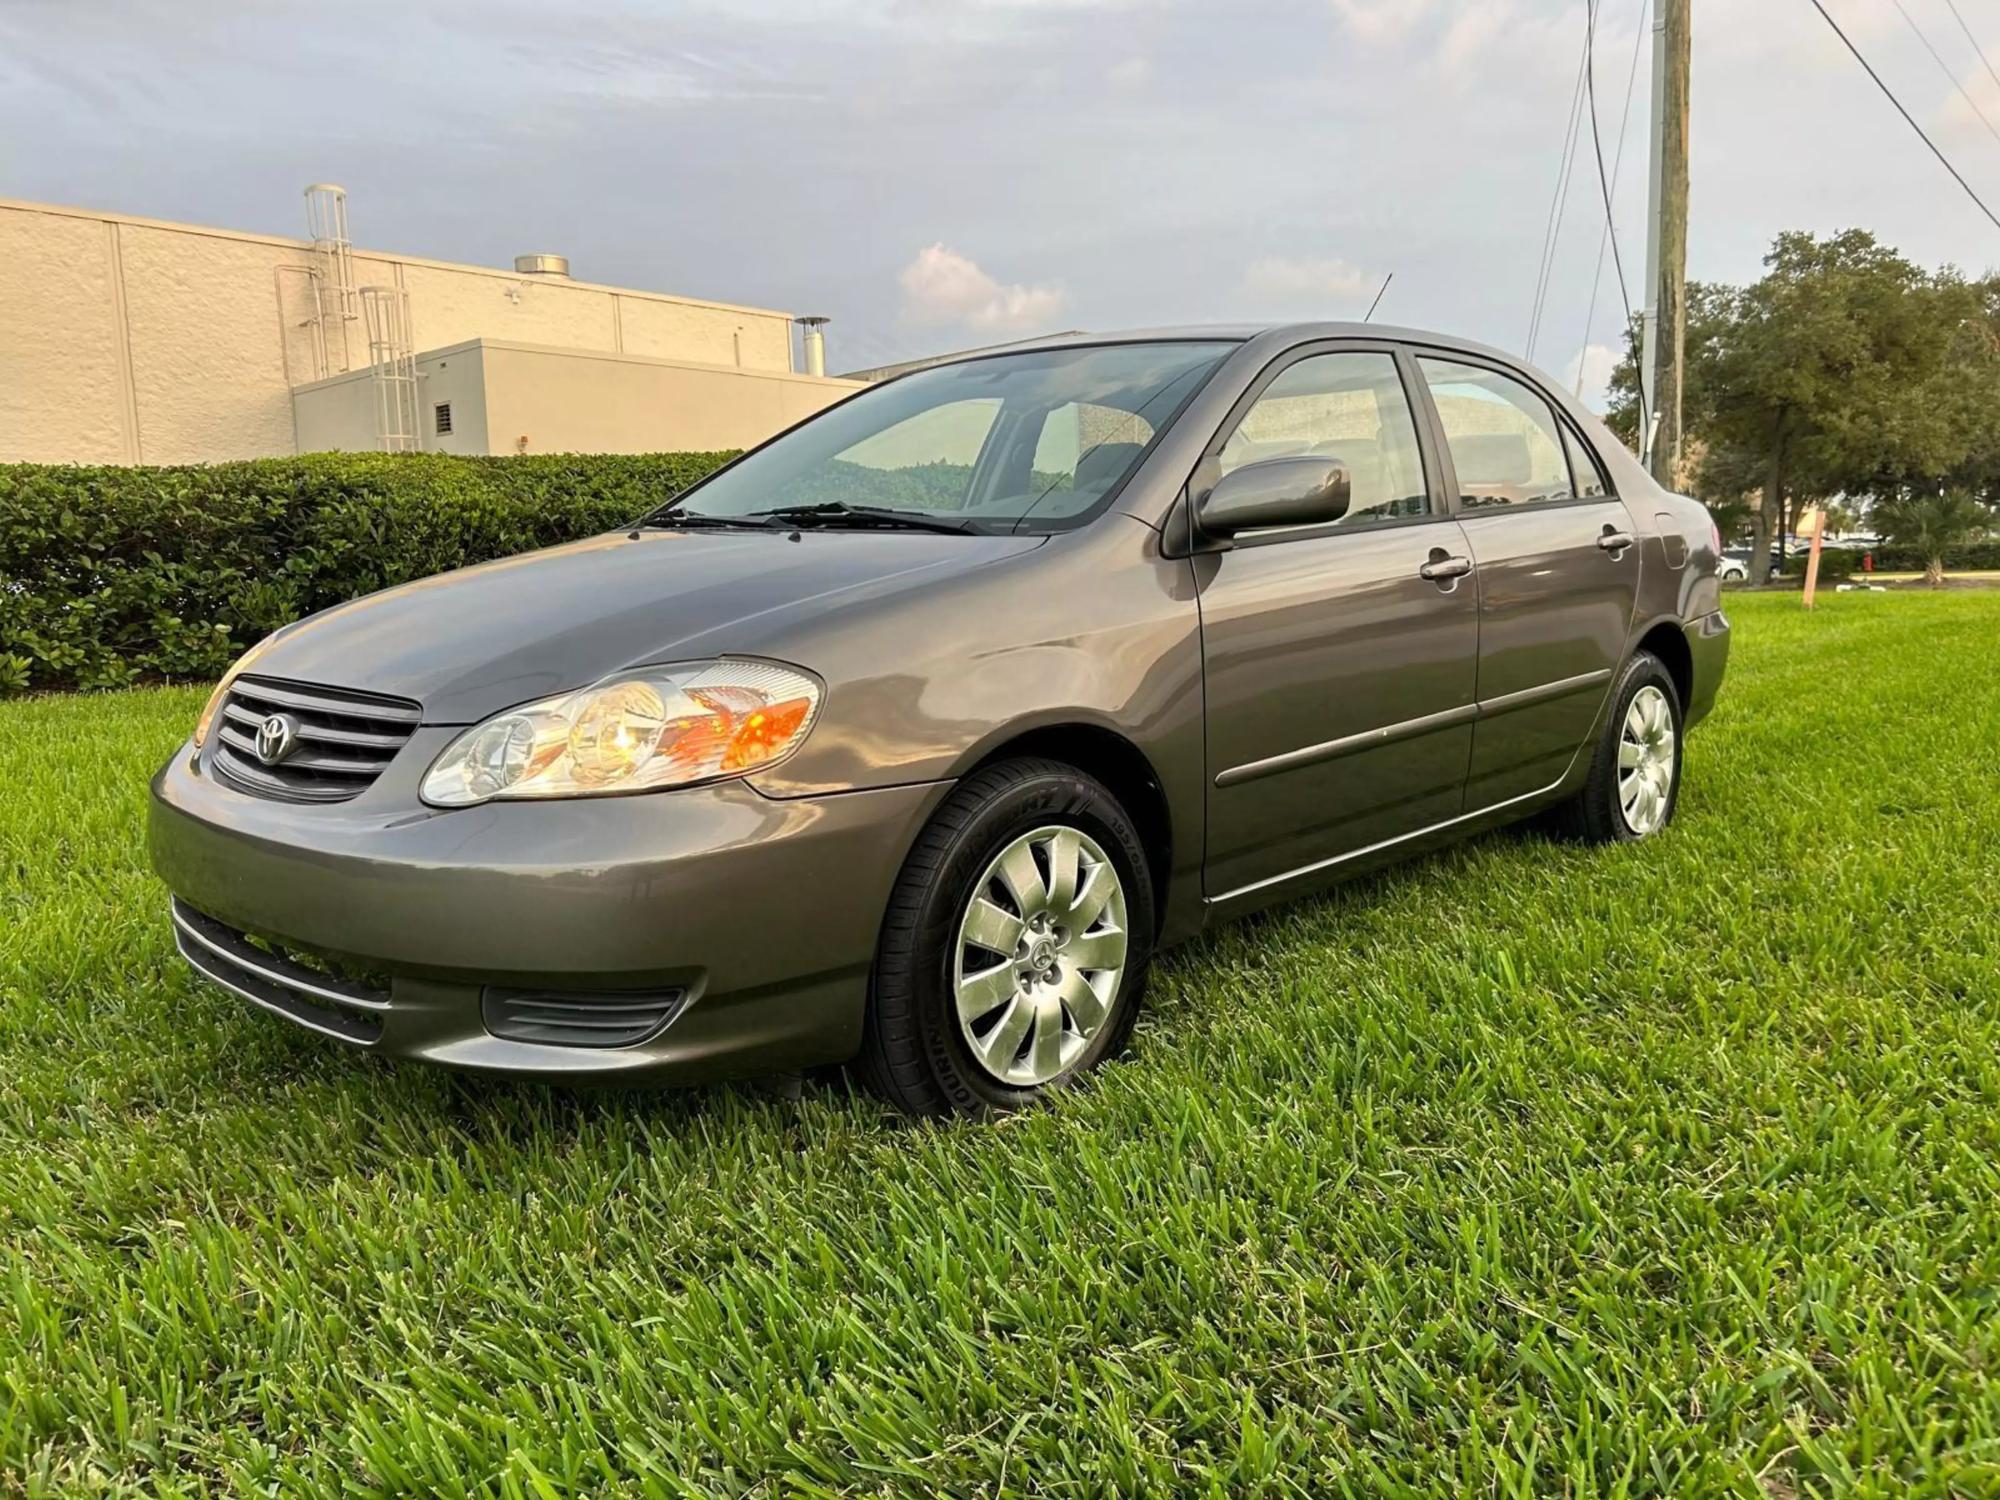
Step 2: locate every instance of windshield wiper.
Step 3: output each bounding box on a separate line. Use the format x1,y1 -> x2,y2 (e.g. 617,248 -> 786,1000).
748,502 -> 982,535
641,509 -> 783,531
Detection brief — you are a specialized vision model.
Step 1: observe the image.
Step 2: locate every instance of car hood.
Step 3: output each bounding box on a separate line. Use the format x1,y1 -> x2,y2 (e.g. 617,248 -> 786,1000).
249,526 -> 1045,723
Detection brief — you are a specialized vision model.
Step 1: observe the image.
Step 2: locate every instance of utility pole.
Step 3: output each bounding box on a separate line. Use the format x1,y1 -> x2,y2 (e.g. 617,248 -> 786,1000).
1640,0 -> 1691,485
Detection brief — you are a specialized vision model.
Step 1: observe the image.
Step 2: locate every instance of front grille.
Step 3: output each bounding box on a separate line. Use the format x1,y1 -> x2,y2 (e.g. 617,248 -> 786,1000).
482,987 -> 688,1049
170,899 -> 387,1045
210,675 -> 421,803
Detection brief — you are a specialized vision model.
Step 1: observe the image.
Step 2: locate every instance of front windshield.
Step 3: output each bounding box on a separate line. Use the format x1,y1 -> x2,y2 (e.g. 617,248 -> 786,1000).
655,340 -> 1236,534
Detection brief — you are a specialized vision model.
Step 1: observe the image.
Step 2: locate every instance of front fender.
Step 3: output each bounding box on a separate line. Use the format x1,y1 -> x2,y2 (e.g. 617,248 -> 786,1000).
746,521 -> 1203,801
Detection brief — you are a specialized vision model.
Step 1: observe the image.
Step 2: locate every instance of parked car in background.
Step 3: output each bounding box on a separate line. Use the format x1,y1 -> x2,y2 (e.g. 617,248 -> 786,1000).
151,324 -> 1730,1116
1720,551 -> 1751,582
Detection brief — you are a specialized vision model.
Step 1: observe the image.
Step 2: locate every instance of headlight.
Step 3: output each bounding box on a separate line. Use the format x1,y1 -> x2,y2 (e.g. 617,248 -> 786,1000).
420,660 -> 822,807
193,632 -> 283,748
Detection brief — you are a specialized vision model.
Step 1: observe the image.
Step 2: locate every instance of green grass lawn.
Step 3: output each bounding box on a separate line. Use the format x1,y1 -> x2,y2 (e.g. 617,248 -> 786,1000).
3,592 -> 1998,1497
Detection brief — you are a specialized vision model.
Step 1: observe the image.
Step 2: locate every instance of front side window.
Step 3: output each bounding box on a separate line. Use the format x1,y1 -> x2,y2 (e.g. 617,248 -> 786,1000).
657,341 -> 1235,534
1419,357 -> 1575,510
1217,351 -> 1430,525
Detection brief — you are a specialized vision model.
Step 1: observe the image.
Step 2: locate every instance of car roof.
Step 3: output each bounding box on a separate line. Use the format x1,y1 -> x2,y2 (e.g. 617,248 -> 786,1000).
942,322 -> 1520,365
878,321 -> 1657,498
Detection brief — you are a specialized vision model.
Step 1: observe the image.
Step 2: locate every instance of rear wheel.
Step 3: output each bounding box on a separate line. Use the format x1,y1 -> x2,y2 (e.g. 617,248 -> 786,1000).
858,758 -> 1154,1117
1550,651 -> 1683,844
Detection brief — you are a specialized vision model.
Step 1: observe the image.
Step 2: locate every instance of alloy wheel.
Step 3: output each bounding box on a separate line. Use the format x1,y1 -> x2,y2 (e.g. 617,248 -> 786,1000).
952,824 -> 1129,1087
1617,684 -> 1677,836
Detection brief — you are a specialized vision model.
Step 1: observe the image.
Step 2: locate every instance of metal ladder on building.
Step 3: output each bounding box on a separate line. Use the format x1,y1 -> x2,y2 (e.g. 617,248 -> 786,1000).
359,286 -> 421,453
303,184 -> 359,375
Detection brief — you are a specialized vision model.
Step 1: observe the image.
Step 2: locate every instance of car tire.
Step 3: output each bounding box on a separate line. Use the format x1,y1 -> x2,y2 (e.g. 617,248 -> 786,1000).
857,757 -> 1155,1118
1549,651 -> 1684,845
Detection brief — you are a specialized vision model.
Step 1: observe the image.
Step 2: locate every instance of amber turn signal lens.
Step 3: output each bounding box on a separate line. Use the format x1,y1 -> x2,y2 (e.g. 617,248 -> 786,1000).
721,697 -> 814,771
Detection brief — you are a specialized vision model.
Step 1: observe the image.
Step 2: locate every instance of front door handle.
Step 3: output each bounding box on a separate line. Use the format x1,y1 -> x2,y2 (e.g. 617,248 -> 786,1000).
1597,528 -> 1636,554
1419,553 -> 1473,582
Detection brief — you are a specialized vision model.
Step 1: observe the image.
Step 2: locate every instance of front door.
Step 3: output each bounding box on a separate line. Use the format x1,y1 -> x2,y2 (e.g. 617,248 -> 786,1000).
1196,345 -> 1479,902
1414,354 -> 1642,807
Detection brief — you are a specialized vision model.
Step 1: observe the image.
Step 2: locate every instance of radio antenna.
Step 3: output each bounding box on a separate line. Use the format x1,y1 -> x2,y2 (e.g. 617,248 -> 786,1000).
1363,272 -> 1394,322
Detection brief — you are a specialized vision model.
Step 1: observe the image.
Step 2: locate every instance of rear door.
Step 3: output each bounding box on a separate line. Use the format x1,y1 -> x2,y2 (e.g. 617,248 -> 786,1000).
1413,354 -> 1641,807
1195,343 -> 1479,901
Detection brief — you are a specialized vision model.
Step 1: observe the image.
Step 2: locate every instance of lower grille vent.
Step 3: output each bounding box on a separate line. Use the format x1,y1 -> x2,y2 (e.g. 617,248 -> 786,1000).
482,987 -> 688,1049
171,899 -> 387,1045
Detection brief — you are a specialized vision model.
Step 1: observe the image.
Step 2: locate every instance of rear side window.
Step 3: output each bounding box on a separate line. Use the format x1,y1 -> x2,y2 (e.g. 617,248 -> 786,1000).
1563,424 -> 1611,499
1418,357 -> 1575,510
1217,351 -> 1430,525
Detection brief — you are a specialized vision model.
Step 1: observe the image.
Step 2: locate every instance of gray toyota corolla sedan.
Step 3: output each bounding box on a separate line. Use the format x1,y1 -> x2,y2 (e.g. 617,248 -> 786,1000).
152,324 -> 1729,1115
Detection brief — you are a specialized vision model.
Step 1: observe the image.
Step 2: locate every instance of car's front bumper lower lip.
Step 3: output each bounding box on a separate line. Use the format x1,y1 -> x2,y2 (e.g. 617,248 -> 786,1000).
149,736 -> 948,1082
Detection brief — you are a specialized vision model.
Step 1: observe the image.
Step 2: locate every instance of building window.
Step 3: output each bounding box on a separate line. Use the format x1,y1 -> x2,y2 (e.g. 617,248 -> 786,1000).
434,402 -> 453,436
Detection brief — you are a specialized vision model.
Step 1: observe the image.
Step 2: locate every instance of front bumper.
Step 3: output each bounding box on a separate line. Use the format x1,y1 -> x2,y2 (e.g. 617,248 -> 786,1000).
149,733 -> 948,1081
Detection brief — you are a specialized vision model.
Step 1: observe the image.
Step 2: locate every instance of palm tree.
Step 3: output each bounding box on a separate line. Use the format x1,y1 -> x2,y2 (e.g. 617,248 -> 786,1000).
1872,490 -> 1993,587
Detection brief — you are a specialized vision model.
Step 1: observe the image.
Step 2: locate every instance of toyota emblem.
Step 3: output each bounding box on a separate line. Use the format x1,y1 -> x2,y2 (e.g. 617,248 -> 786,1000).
254,712 -> 300,766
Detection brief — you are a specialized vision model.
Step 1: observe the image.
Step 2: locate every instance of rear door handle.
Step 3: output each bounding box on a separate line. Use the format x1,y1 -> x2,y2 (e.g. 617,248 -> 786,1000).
1597,529 -> 1636,553
1419,554 -> 1473,582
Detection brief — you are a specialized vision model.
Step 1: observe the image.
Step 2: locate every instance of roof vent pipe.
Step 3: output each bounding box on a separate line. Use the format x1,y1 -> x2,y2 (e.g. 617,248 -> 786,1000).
513,253 -> 571,278
798,315 -> 829,377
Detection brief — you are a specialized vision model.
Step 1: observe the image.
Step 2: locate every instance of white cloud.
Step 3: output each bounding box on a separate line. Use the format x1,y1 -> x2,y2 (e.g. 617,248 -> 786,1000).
1939,53 -> 2000,142
1329,0 -> 1428,43
897,243 -> 1068,334
1431,0 -> 1582,86
1563,341 -> 1617,410
1437,0 -> 1512,75
1237,254 -> 1378,313
1107,54 -> 1151,90
1699,0 -> 1892,65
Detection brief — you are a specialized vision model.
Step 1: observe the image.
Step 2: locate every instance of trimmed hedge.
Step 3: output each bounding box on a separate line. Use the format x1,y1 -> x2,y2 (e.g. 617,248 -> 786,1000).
1863,539 -> 2000,572
1778,548 -> 1860,580
0,451 -> 734,694
1779,540 -> 2000,577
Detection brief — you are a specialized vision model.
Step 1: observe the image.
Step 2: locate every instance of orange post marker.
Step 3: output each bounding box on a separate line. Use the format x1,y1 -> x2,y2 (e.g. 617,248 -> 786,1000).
1800,506 -> 1825,609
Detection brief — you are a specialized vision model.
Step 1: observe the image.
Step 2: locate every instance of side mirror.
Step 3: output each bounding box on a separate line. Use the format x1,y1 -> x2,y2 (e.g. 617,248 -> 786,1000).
1198,456 -> 1351,538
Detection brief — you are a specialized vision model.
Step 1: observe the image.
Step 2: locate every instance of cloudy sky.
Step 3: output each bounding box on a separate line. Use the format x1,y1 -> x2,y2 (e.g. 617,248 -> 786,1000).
6,0 -> 2000,404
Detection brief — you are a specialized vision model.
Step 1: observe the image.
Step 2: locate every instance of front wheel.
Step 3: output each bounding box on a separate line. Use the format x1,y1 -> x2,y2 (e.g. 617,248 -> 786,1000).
1550,651 -> 1683,844
858,758 -> 1154,1118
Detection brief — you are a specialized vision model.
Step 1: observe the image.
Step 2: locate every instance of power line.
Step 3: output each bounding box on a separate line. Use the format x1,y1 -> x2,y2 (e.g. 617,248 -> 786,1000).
1940,0 -> 2000,101
1577,0 -> 1649,428
1577,0 -> 1648,394
1804,0 -> 2000,233
1888,0 -> 2000,148
1528,39 -> 1592,358
1526,19 -> 1594,359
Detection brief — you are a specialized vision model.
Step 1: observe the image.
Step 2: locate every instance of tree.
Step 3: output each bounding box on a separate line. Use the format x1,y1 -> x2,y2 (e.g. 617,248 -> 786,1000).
1607,231 -> 2000,583
1872,490 -> 1992,586
1606,283 -> 1734,457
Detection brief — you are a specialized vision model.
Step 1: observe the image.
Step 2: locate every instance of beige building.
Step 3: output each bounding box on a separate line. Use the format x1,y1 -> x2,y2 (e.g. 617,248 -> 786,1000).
290,338 -> 856,458
0,190 -> 861,466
